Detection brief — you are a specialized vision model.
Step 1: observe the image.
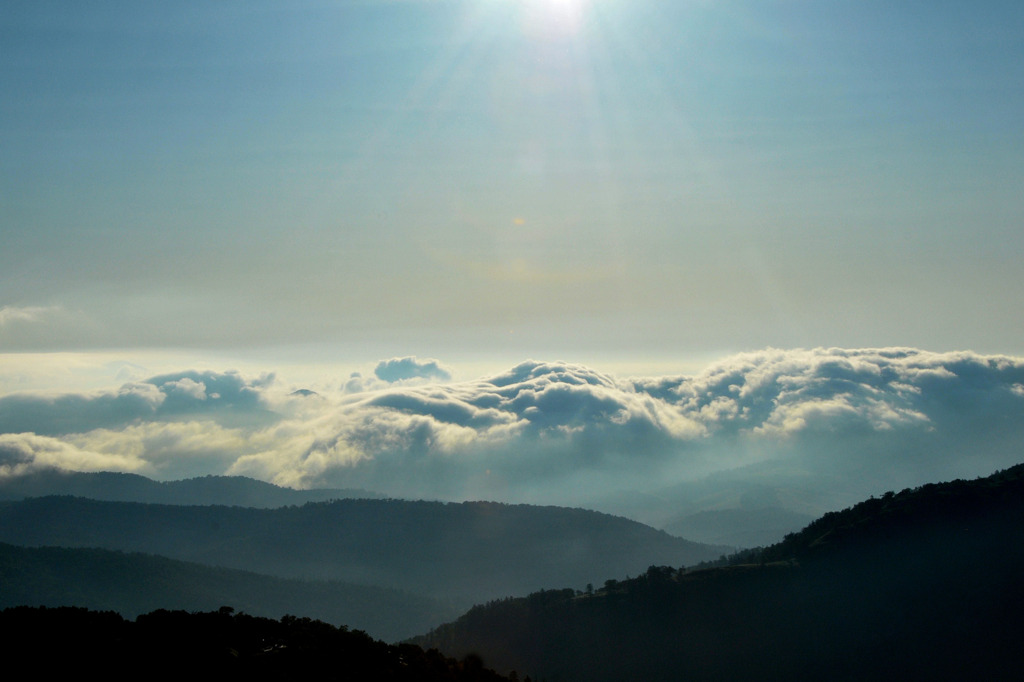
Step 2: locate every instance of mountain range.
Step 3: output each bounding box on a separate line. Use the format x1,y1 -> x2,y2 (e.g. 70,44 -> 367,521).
0,542 -> 447,642
4,460 -> 1024,678
0,488 -> 728,617
0,469 -> 381,506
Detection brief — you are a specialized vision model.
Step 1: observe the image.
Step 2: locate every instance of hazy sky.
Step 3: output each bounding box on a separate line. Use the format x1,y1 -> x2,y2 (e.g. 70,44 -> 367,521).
2,0 -> 1022,380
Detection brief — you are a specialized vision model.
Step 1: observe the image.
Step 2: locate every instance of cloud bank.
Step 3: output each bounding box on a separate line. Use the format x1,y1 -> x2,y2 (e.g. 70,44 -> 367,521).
2,349 -> 1023,517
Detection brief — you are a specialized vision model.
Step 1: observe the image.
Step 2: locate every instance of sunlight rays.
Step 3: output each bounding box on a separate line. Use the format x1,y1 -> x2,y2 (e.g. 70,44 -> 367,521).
520,0 -> 592,38
358,0 -> 624,290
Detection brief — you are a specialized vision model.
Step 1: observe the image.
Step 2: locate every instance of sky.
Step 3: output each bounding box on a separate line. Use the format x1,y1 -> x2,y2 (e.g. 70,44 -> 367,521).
1,2 -> 1023,520
3,0 -> 1023,367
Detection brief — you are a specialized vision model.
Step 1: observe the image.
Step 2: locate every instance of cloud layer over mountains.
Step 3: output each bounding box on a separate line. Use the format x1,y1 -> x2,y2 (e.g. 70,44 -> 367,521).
2,349 -> 1023,515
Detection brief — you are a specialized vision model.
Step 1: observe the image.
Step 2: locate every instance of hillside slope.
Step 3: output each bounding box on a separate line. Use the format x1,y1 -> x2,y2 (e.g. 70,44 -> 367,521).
0,606 -> 513,679
415,463 -> 1024,681
0,497 -> 728,608
0,542 -> 450,641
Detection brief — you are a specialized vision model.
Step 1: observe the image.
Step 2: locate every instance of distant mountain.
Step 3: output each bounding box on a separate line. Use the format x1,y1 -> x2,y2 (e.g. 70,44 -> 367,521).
662,506 -> 815,547
415,463 -> 1024,681
0,468 -> 382,506
591,475 -> 837,547
0,542 -> 451,641
0,606 -> 513,679
0,497 -> 729,609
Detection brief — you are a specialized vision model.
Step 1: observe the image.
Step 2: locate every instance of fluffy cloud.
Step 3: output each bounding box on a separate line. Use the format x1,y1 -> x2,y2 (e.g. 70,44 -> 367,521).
0,432 -> 148,478
0,382 -> 166,436
630,348 -> 1024,440
3,349 -> 1024,519
374,357 -> 452,383
0,370 -> 276,436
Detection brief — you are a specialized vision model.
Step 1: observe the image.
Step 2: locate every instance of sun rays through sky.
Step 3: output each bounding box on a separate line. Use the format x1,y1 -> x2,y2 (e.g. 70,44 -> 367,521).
1,0 -> 1022,378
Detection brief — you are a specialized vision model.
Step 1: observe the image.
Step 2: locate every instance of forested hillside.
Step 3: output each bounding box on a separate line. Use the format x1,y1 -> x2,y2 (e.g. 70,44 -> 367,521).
416,463 -> 1024,681
0,542 -> 449,641
0,606 -> 514,679
0,496 -> 727,608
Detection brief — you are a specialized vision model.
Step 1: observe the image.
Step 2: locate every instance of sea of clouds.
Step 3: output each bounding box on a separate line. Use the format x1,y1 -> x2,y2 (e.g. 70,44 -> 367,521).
2,348 -> 1023,520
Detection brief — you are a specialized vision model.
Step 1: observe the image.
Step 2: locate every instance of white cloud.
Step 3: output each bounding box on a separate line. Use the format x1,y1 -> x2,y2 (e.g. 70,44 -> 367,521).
68,421 -> 252,479
0,432 -> 149,478
164,377 -> 208,401
374,357 -> 453,383
2,348 -> 1023,514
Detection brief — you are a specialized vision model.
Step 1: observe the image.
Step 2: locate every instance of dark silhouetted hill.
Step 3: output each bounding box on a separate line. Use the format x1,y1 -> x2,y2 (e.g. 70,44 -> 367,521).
0,606 -> 514,679
0,496 -> 728,609
0,468 -> 381,506
0,542 -> 451,641
414,463 -> 1024,681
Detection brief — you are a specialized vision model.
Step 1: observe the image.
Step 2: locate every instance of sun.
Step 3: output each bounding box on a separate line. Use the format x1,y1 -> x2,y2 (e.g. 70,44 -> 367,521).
521,0 -> 592,37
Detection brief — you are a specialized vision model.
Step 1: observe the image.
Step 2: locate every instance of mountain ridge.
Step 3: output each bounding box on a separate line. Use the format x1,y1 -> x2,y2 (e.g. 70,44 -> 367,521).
0,468 -> 382,507
0,495 -> 729,610
0,541 -> 450,641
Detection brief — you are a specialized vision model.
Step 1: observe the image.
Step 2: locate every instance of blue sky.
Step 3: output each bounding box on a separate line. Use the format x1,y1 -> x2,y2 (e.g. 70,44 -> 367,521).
3,0 -> 1022,378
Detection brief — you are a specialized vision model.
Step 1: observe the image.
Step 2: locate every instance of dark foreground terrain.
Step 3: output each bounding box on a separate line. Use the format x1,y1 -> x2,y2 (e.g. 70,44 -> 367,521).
0,606 -> 514,680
